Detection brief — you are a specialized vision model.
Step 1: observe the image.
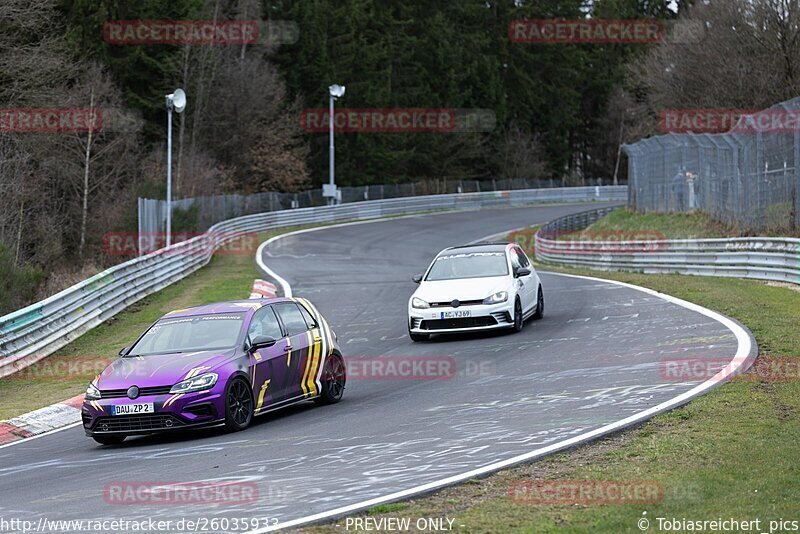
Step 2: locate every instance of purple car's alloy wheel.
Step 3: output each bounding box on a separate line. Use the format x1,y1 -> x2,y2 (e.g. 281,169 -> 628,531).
227,379 -> 253,428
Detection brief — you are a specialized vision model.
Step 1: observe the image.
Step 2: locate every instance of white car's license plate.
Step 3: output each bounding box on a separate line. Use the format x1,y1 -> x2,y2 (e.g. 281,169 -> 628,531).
440,310 -> 471,319
112,403 -> 154,416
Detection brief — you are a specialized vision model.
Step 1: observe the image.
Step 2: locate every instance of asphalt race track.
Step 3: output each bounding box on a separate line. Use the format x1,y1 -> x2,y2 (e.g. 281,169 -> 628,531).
0,203 -> 751,532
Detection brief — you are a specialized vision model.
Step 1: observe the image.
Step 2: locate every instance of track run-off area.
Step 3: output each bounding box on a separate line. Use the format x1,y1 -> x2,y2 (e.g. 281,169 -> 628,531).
0,203 -> 755,533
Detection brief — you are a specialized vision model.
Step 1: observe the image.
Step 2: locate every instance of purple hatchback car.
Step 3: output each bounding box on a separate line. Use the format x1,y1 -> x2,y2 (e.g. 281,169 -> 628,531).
83,297 -> 345,445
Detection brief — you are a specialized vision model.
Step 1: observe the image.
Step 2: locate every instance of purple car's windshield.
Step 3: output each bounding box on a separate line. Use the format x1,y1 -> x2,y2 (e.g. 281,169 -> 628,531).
128,313 -> 246,356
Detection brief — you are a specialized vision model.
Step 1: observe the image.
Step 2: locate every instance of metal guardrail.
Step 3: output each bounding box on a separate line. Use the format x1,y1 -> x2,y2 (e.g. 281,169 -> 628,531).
535,207 -> 800,285
138,177 -> 568,247
0,186 -> 626,377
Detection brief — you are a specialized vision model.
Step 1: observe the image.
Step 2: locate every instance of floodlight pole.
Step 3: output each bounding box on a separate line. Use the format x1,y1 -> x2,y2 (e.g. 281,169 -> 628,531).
328,92 -> 335,205
326,84 -> 345,206
164,89 -> 185,248
166,99 -> 173,247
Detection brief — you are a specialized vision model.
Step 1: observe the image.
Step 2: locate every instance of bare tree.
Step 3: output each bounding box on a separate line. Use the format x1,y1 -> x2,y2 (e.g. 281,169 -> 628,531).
246,99 -> 311,193
499,124 -> 549,181
631,0 -> 800,115
54,64 -> 141,257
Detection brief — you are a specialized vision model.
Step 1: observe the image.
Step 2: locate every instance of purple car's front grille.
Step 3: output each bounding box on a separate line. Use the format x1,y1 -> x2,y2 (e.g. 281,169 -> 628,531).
99,386 -> 173,398
92,414 -> 183,433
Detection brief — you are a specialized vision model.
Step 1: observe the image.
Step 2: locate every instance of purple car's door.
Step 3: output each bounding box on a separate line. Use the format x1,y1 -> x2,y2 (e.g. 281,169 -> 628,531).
246,305 -> 293,412
272,302 -> 315,401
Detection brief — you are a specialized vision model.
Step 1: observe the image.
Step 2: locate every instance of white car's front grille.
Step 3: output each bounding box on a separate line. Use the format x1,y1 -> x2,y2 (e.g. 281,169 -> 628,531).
411,317 -> 423,329
429,299 -> 484,308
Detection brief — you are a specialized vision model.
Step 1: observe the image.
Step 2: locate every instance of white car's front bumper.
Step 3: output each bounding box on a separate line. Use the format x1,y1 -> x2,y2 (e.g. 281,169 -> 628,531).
408,302 -> 514,334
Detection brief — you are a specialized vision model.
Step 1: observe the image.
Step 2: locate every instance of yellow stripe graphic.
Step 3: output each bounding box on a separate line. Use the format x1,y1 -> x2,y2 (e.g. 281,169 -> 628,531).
297,298 -> 333,395
308,330 -> 320,396
308,330 -> 321,396
308,329 -> 322,396
300,330 -> 313,396
256,379 -> 271,412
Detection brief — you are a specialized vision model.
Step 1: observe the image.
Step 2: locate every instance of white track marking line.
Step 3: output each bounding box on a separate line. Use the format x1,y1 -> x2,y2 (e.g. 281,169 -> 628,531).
254,202 -> 619,298
0,422 -> 82,450
247,217 -> 756,533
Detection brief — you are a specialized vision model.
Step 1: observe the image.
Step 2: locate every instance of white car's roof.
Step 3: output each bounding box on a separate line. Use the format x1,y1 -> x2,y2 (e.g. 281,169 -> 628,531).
437,243 -> 511,257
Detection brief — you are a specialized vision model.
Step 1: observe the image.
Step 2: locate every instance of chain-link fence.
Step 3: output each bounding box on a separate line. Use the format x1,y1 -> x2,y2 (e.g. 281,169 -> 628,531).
138,177 -> 574,250
623,97 -> 800,232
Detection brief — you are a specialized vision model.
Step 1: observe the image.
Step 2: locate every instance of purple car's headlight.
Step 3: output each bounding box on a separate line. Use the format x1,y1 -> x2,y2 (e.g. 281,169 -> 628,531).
85,382 -> 101,400
170,372 -> 218,395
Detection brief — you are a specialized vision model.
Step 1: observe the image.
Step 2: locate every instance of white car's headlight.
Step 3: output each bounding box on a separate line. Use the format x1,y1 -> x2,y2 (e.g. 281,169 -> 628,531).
85,382 -> 101,400
483,291 -> 508,304
170,372 -> 218,394
411,297 -> 430,309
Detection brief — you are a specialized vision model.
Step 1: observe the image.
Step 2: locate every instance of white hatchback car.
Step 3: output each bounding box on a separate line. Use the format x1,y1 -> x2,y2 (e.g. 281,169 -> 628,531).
408,243 -> 544,341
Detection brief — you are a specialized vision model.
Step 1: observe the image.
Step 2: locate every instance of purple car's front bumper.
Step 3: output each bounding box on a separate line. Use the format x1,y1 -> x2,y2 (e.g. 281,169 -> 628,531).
82,382 -> 227,437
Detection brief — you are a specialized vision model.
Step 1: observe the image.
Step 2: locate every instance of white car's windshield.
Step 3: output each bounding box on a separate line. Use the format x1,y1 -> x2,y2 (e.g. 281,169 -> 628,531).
425,252 -> 508,281
129,313 -> 246,356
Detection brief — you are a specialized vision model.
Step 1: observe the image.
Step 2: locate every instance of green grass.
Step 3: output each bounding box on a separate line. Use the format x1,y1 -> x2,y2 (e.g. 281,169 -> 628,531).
0,228 -> 294,420
367,504 -> 408,515
305,220 -> 800,533
566,207 -> 797,240
583,207 -> 736,239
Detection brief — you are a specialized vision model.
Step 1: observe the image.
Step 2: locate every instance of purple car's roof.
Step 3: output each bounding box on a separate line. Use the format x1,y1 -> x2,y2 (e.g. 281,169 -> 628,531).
163,298 -> 290,319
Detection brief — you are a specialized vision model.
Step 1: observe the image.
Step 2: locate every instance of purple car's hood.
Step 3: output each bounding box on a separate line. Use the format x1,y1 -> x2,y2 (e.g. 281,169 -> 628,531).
96,348 -> 237,389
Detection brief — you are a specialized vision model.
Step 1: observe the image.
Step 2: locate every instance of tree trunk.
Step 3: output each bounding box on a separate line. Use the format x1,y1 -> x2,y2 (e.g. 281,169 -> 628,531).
14,199 -> 23,265
176,44 -> 191,196
612,120 -> 624,186
79,89 -> 95,258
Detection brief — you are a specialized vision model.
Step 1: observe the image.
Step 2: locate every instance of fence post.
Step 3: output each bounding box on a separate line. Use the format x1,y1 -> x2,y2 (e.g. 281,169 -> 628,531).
795,126 -> 800,229
137,197 -> 143,256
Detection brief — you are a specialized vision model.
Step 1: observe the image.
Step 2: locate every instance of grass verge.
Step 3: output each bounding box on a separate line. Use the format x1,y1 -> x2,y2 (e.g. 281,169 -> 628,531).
582,207 -> 736,239
306,227 -> 800,533
562,207 -> 798,240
